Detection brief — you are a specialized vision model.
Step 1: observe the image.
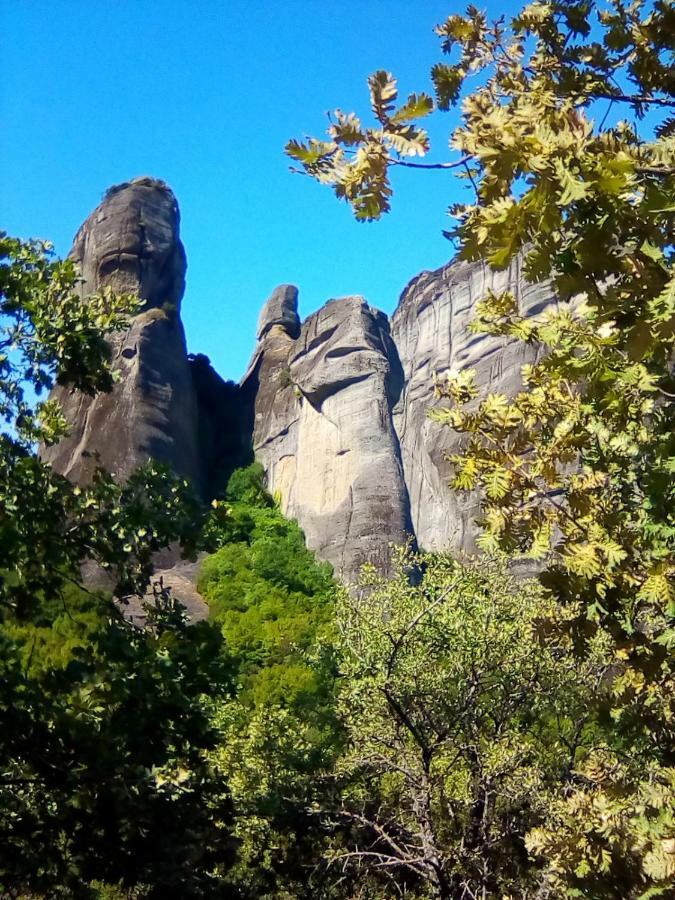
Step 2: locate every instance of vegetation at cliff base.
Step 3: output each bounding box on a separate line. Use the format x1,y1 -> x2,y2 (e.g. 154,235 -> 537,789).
290,0 -> 675,895
199,462 -> 335,714
197,463 -> 341,897
0,236 -> 234,896
328,547 -> 612,898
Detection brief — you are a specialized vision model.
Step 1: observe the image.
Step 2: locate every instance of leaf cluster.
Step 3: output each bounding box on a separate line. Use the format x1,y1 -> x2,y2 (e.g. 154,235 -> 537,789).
286,73 -> 433,219
0,585 -> 235,897
0,234 -> 137,447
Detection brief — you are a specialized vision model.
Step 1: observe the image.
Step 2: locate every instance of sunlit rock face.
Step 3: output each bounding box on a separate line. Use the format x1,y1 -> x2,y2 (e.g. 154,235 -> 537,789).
391,255 -> 555,553
41,177 -> 204,488
242,289 -> 413,582
245,259 -> 555,580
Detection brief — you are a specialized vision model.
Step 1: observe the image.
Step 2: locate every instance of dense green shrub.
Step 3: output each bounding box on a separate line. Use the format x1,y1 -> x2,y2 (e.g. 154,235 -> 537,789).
0,584 -> 236,897
199,462 -> 335,710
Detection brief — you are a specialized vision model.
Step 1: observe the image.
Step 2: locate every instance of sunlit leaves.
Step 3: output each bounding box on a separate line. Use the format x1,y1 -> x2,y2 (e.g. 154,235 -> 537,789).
286,72 -> 436,221
286,137 -> 338,166
0,234 -> 137,445
368,69 -> 398,123
391,91 -> 434,123
328,110 -> 365,145
287,3 -> 675,894
331,546 -> 611,897
431,62 -> 465,109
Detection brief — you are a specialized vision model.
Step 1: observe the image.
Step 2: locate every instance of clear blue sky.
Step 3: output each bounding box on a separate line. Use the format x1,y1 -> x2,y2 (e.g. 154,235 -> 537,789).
1,1 -> 517,381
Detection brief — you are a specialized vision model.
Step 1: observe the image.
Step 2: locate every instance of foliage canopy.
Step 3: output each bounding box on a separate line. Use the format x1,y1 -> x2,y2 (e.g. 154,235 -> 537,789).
198,463 -> 341,898
329,546 -> 612,899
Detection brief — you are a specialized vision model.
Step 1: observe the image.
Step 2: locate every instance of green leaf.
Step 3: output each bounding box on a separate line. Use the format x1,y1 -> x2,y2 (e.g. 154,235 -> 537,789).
392,92 -> 434,123
556,160 -> 588,206
368,70 -> 398,123
639,240 -> 665,263
329,110 -> 365,146
285,138 -> 336,166
484,466 -> 512,499
431,63 -> 463,110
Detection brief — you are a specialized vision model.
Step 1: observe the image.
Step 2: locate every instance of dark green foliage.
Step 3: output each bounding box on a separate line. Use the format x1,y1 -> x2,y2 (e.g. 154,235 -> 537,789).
200,463 -> 335,710
0,588 -> 235,897
0,235 -> 236,897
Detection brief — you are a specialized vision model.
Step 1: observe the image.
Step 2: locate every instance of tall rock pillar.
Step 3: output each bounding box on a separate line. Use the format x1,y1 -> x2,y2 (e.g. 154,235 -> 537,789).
391,255 -> 555,552
41,177 -> 204,490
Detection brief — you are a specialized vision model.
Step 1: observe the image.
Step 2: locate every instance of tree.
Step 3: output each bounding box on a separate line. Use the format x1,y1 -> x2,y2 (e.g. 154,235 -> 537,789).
0,235 -> 235,895
287,1 -> 675,894
324,546 -> 610,900
0,585 -> 235,897
199,463 -> 341,898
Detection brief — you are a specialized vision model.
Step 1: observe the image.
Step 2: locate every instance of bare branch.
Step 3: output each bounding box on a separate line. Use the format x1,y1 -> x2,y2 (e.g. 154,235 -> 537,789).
589,91 -> 675,109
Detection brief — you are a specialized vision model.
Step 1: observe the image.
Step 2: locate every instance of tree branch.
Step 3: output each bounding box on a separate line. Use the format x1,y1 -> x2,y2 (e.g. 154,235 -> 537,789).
635,165 -> 675,177
590,91 -> 675,109
389,155 -> 472,171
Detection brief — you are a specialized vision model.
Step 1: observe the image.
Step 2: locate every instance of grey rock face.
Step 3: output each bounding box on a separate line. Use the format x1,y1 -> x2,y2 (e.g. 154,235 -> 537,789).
41,178 -> 203,490
43,178 -> 558,586
256,284 -> 301,340
247,257 -> 555,576
391,255 -> 555,552
243,289 -> 412,582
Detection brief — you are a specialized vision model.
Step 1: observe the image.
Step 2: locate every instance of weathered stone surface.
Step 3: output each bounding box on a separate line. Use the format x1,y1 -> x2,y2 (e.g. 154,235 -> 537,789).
243,289 -> 412,582
41,177 -> 203,489
189,353 -> 252,497
256,284 -> 301,340
245,256 -> 556,574
122,556 -> 210,627
391,255 -> 555,552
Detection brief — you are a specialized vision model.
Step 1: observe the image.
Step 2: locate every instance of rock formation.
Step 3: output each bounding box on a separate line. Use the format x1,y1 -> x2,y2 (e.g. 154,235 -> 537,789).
43,179 -> 556,585
391,255 -> 555,553
40,177 -> 201,487
242,289 -> 413,581
243,261 -> 553,581
40,177 -> 242,496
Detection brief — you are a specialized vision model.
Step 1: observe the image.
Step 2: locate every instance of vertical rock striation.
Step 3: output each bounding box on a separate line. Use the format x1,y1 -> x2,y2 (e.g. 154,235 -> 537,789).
391,256 -> 555,553
44,178 -> 558,584
244,259 -> 554,579
40,177 -> 245,497
41,177 -> 204,487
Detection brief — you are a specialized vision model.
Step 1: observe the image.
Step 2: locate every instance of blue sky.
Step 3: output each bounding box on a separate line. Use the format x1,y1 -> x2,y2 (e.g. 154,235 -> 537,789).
2,1 -> 518,381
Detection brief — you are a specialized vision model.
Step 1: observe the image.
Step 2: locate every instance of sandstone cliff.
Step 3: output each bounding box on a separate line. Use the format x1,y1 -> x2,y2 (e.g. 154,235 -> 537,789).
243,262 -> 553,581
391,255 -> 554,553
40,177 -> 241,496
43,179 -> 555,585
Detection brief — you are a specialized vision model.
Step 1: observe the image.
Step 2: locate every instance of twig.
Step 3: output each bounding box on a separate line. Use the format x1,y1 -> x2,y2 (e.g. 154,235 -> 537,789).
590,91 -> 675,109
389,155 -> 472,171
